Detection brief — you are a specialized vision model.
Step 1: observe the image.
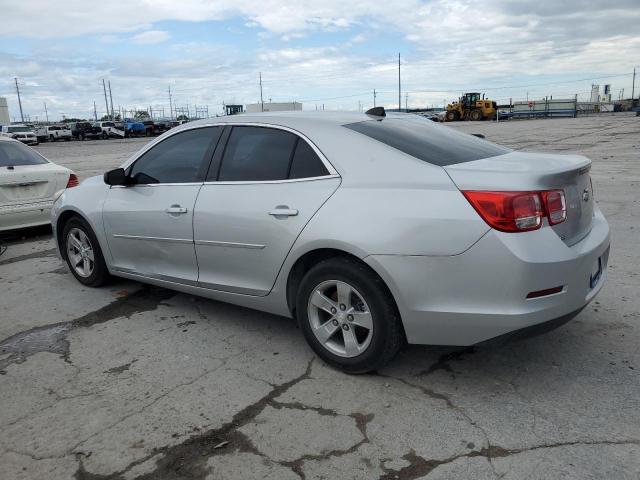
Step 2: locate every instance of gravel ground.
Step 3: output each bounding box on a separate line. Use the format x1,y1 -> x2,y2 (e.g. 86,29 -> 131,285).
0,114 -> 638,480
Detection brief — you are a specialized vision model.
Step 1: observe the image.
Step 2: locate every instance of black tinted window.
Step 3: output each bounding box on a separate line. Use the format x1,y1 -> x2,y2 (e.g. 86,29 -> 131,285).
344,117 -> 510,166
219,126 -> 297,181
289,140 -> 329,178
129,127 -> 221,184
0,141 -> 48,167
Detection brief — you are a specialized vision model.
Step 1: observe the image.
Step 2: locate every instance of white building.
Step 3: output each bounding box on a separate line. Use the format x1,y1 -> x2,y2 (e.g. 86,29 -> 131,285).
0,97 -> 10,126
245,102 -> 302,113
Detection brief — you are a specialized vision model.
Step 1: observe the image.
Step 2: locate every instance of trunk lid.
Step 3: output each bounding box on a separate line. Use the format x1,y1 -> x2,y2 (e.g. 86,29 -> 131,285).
444,151 -> 594,246
0,164 -> 68,208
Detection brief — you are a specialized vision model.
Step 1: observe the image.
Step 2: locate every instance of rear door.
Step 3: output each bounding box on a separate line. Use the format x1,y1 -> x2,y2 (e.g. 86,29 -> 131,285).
102,126 -> 222,284
194,125 -> 340,295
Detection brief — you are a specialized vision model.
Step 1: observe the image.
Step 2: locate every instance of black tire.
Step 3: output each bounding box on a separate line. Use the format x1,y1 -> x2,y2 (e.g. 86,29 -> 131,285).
62,216 -> 110,287
296,257 -> 404,374
80,133 -> 85,141
445,110 -> 458,122
469,109 -> 482,121
102,132 -> 108,139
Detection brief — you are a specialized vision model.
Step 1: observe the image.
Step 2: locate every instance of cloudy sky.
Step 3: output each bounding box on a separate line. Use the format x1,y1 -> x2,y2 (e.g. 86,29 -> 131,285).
1,0 -> 639,121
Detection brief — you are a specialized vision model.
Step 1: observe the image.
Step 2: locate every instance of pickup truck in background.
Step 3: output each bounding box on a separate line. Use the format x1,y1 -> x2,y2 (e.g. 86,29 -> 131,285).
94,121 -> 125,139
69,122 -> 102,140
35,125 -> 72,142
0,125 -> 38,145
122,120 -> 146,137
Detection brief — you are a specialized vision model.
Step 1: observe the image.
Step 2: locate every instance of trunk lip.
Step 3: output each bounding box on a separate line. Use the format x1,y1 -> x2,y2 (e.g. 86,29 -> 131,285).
443,150 -> 591,175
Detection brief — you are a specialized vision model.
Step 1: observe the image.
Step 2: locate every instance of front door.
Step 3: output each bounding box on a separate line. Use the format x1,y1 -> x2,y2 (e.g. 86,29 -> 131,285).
194,125 -> 340,295
103,126 -> 223,284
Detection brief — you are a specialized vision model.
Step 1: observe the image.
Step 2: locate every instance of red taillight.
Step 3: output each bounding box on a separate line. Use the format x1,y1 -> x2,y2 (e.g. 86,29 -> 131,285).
66,173 -> 79,188
462,189 -> 566,233
541,190 -> 566,225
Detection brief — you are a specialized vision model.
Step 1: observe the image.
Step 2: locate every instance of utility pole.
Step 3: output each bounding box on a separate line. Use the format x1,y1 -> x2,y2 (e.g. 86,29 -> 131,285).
44,102 -> 49,123
93,101 -> 97,121
398,53 -> 401,111
405,92 -> 408,111
102,79 -> 109,121
259,72 -> 264,112
632,67 -> 636,100
373,89 -> 377,107
108,81 -> 115,120
15,77 -> 24,123
168,86 -> 174,120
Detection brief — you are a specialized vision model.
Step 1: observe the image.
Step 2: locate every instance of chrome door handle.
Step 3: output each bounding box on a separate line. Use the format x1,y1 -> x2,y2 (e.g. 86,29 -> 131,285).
165,205 -> 188,214
269,206 -> 298,217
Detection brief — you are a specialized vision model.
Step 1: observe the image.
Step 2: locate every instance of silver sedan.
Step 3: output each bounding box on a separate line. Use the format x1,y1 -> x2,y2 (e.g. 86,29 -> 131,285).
52,109 -> 610,373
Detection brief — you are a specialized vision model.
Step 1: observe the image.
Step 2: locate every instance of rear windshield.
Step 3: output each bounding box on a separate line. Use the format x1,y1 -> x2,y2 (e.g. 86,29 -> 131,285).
343,117 -> 510,166
7,126 -> 31,133
0,141 -> 48,167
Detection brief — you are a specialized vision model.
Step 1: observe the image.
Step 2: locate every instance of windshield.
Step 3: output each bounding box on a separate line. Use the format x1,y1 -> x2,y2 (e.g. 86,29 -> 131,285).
0,141 -> 48,166
343,116 -> 510,166
7,126 -> 32,133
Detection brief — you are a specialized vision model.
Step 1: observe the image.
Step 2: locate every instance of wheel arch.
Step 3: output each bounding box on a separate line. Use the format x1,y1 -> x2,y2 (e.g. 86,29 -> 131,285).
55,208 -> 94,261
284,247 -> 402,330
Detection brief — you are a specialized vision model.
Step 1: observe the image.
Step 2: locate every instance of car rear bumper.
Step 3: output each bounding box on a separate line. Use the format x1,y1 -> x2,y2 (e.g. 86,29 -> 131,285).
366,207 -> 610,345
0,201 -> 53,232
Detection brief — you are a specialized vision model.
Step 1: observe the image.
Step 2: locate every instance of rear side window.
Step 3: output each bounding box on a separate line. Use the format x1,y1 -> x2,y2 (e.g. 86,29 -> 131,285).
289,140 -> 329,179
128,127 -> 221,184
0,141 -> 48,167
344,117 -> 510,166
219,126 -> 297,181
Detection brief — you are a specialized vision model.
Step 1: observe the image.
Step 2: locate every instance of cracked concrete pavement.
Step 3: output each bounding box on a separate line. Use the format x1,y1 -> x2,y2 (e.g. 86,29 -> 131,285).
1,115 -> 639,479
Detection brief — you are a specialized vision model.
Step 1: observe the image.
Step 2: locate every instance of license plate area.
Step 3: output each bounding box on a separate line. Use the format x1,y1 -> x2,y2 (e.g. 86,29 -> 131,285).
589,256 -> 602,289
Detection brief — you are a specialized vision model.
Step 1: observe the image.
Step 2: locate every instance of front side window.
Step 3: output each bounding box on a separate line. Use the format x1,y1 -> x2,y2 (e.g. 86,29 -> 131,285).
128,127 -> 221,184
218,126 -> 297,181
0,141 -> 48,167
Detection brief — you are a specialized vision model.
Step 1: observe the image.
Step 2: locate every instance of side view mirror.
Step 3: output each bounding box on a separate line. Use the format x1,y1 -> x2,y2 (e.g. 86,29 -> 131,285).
104,168 -> 129,186
471,133 -> 485,139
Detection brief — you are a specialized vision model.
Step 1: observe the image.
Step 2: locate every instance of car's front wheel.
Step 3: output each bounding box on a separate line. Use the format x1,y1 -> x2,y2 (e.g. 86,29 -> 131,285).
62,217 -> 110,287
296,258 -> 403,373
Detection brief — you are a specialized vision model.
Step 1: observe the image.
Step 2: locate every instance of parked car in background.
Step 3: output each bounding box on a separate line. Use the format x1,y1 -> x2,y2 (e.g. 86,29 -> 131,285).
69,122 -> 102,141
153,121 -> 171,134
52,110 -> 610,373
1,136 -> 77,231
123,120 -> 145,137
35,125 -> 72,142
94,121 -> 125,139
0,125 -> 38,145
142,120 -> 156,136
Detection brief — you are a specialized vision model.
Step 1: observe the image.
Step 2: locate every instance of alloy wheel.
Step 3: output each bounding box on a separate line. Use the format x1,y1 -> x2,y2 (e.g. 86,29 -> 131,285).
67,228 -> 95,278
307,280 -> 373,358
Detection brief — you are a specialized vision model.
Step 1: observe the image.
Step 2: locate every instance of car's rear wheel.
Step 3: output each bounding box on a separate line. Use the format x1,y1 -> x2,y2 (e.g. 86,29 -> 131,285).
62,217 -> 110,287
296,258 -> 403,373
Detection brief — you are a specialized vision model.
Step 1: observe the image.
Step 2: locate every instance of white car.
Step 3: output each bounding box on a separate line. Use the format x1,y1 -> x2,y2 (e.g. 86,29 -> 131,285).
1,125 -> 38,145
35,125 -> 72,142
0,136 -> 77,232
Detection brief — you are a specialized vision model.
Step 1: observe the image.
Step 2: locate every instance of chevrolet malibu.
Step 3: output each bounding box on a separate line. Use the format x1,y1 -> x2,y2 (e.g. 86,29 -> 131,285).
52,109 -> 610,373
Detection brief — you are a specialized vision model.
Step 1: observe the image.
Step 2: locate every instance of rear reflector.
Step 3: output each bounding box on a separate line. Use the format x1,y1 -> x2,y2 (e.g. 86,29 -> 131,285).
66,173 -> 79,188
526,286 -> 564,299
462,190 -> 566,233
